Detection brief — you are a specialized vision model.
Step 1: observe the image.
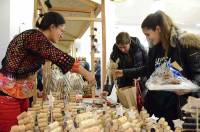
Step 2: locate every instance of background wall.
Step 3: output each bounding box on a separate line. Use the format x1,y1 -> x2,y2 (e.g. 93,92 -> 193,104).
0,0 -> 34,68
10,0 -> 34,39
0,0 -> 10,68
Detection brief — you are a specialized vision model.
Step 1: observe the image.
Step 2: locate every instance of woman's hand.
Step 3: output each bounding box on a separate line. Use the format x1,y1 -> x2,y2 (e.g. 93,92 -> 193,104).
78,66 -> 96,84
174,90 -> 191,96
83,70 -> 96,84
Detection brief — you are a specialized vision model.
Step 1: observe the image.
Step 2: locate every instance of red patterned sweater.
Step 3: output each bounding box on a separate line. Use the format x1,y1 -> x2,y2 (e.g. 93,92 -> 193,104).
0,29 -> 75,79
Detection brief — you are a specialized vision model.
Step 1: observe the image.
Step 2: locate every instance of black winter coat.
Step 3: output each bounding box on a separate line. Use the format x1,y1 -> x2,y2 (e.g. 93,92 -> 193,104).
104,37 -> 148,95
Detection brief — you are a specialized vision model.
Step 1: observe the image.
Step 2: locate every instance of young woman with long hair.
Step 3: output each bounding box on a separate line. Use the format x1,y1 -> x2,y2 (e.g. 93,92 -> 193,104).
141,10 -> 200,129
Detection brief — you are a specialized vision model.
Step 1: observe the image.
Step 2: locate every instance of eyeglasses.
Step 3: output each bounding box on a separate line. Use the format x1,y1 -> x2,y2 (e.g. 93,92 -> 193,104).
57,25 -> 65,38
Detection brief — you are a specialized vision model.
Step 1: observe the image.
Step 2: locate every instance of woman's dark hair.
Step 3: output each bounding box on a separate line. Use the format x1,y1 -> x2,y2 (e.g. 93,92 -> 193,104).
36,12 -> 65,30
141,10 -> 178,49
116,32 -> 131,45
141,10 -> 176,31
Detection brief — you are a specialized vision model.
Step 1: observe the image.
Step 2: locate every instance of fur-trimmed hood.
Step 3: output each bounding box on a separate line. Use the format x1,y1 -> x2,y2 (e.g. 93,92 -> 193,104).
170,27 -> 200,49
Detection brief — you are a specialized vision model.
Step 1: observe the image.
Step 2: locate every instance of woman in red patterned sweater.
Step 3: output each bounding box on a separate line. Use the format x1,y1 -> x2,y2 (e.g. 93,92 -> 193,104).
0,12 -> 95,131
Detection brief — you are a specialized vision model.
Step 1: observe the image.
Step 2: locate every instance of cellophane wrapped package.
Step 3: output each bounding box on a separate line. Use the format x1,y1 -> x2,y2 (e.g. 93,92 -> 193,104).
146,59 -> 199,91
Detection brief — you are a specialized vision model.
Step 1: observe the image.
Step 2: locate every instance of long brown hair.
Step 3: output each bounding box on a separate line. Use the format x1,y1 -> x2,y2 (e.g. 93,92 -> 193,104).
141,11 -> 178,54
